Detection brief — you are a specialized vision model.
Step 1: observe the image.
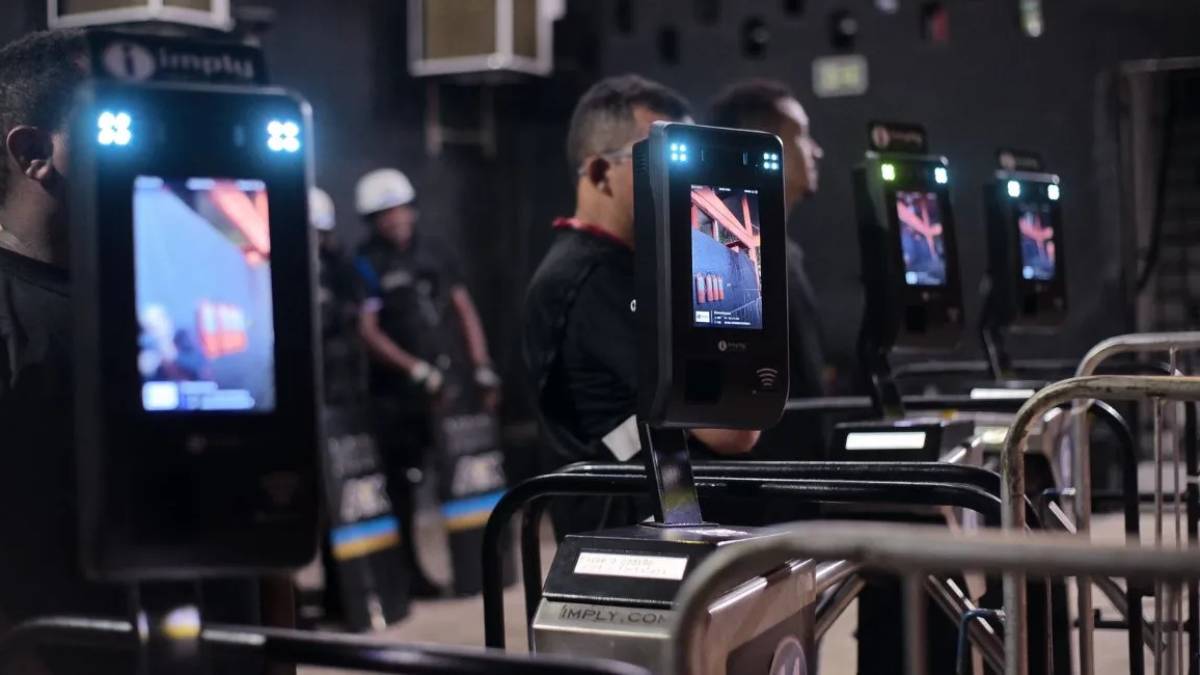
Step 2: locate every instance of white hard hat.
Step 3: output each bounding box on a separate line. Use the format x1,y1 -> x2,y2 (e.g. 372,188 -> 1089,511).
309,187 -> 335,231
355,168 -> 416,216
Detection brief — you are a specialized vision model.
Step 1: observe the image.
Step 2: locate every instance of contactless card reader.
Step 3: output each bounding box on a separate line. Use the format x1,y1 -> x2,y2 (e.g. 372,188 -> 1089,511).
532,124 -> 814,674
72,81 -> 319,579
981,150 -> 1066,379
838,122 -> 973,457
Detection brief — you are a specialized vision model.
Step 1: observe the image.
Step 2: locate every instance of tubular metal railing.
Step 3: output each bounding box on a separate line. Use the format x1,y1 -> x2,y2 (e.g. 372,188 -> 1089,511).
669,522 -> 1200,675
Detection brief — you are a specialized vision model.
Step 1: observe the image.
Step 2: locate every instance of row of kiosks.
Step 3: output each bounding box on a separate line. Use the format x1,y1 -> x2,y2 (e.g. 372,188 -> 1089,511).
835,123 -> 1068,468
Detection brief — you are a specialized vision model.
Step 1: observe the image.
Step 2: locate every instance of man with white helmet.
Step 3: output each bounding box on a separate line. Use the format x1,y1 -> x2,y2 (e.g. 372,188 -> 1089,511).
352,168 -> 499,597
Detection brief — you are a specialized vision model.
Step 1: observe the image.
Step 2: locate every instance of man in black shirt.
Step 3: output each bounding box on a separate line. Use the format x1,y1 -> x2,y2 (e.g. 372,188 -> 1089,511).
524,75 -> 760,535
0,29 -> 132,673
710,79 -> 831,460
710,79 -> 828,400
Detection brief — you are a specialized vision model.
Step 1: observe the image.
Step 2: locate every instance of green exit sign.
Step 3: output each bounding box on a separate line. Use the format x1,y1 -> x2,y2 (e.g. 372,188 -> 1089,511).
812,55 -> 869,98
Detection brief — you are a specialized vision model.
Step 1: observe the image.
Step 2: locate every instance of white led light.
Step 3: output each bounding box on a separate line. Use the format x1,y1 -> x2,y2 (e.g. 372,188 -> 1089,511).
671,153 -> 679,162
1047,184 -> 1060,201
1007,180 -> 1021,198
934,167 -> 948,184
97,110 -> 132,146
679,144 -> 687,152
267,119 -> 302,153
881,163 -> 896,181
763,152 -> 770,159
771,153 -> 779,160
679,153 -> 688,162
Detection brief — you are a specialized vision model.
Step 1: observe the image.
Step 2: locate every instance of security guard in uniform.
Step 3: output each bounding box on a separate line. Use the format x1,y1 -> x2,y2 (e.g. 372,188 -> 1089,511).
353,168 -> 500,596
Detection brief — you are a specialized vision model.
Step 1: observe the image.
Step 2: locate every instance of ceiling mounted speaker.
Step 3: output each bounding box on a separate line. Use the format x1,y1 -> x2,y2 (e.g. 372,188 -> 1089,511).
409,0 -> 565,78
48,0 -> 232,30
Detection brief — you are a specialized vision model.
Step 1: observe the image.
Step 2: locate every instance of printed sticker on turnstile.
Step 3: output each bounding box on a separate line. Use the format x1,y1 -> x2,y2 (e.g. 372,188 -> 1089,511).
574,552 -> 689,580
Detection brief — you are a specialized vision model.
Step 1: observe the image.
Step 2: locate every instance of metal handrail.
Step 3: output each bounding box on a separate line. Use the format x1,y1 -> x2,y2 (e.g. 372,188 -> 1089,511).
1070,332 -> 1200,675
668,521 -> 1200,675
0,617 -> 651,675
1002,374 -> 1200,675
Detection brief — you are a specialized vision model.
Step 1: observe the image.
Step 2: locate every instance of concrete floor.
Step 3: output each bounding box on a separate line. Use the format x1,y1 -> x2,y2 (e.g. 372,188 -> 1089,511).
300,466 -> 1193,675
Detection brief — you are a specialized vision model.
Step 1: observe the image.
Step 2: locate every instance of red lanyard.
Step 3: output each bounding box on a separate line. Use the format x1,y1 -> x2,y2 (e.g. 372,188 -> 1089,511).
552,217 -> 632,250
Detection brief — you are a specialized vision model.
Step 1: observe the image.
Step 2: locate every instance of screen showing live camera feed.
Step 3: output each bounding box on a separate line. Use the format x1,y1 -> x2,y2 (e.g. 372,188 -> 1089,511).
896,190 -> 948,286
690,185 -> 763,330
134,175 -> 276,413
1017,201 -> 1057,282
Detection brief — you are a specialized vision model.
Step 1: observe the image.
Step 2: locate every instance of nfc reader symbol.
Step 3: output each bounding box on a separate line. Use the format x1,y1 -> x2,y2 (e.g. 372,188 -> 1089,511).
755,367 -> 779,391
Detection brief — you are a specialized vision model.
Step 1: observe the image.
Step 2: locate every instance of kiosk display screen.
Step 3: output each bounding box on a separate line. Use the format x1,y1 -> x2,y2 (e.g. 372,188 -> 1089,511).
1016,201 -> 1056,281
133,175 -> 276,413
689,185 -> 763,330
895,190 -> 947,286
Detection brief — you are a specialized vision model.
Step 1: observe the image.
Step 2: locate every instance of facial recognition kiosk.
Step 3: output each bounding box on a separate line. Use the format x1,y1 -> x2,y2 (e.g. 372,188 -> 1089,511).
833,122 -> 974,461
531,123 -> 816,674
71,79 -> 320,579
981,150 -> 1066,379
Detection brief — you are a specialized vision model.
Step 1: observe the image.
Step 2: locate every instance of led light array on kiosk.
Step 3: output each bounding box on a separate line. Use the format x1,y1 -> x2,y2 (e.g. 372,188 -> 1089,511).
762,151 -> 780,171
669,142 -> 689,163
97,111 -> 132,146
1006,180 -> 1061,201
880,162 -> 949,184
267,119 -> 302,153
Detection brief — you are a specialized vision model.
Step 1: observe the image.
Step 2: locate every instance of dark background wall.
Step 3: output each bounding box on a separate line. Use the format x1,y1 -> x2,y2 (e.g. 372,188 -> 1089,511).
3,0 -> 1200,422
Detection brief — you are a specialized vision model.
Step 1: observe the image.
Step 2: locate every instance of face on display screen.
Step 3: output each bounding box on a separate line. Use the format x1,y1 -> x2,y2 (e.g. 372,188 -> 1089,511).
690,185 -> 763,330
134,175 -> 276,413
895,190 -> 948,286
1017,201 -> 1056,281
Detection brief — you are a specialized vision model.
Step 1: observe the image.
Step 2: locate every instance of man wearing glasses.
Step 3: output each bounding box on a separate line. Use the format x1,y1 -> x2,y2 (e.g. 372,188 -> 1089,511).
523,75 -> 760,536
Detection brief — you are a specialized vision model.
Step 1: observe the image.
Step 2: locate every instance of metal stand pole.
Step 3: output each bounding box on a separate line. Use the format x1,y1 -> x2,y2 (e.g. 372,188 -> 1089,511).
638,424 -> 703,526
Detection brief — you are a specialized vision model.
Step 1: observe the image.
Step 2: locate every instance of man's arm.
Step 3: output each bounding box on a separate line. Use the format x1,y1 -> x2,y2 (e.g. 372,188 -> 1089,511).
358,308 -> 421,374
691,428 -> 760,455
450,285 -> 492,368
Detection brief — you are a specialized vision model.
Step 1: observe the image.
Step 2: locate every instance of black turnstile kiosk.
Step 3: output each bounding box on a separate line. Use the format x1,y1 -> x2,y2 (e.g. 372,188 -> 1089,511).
832,122 -> 974,461
530,123 -> 816,674
980,150 -> 1067,381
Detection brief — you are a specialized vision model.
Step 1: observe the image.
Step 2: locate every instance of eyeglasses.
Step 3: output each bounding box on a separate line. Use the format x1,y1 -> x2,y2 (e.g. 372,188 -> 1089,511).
577,146 -> 634,176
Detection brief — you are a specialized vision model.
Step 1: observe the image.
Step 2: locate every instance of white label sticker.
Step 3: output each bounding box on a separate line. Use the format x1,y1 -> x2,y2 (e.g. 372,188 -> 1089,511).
574,552 -> 689,581
844,431 -> 927,450
969,387 -> 1035,400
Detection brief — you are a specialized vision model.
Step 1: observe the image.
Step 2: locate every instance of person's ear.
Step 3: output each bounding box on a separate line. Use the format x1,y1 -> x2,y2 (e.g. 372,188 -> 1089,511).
5,125 -> 57,187
582,156 -> 613,196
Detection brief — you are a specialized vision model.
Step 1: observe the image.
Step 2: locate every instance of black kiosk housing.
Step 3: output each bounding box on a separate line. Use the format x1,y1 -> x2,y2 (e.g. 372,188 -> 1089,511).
633,121 -> 790,430
838,123 -> 972,459
984,168 -> 1066,330
854,151 -> 964,355
71,81 -> 319,579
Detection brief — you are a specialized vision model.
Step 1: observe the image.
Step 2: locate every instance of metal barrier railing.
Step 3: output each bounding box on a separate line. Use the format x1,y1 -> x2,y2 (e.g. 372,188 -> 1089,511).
669,521 -> 1200,675
0,617 -> 650,675
480,463 -> 1033,650
1070,332 -> 1200,675
1002,374 -> 1200,675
